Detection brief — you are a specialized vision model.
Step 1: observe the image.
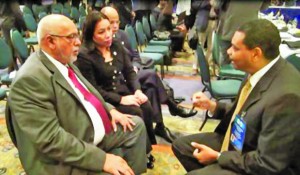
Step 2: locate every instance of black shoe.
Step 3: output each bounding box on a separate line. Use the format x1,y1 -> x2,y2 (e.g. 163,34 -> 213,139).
154,126 -> 177,143
174,97 -> 185,104
147,155 -> 155,169
148,154 -> 155,162
169,105 -> 198,118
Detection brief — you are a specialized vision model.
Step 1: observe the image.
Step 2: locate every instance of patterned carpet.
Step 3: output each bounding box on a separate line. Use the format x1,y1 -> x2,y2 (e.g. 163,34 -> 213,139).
0,48 -> 220,175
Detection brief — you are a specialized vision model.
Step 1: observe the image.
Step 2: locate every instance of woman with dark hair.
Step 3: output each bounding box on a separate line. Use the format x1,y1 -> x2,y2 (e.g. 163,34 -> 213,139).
75,11 -> 155,169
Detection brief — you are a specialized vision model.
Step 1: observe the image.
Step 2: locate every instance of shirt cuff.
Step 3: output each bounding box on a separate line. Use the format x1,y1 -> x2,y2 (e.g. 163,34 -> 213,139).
207,110 -> 214,117
217,152 -> 221,160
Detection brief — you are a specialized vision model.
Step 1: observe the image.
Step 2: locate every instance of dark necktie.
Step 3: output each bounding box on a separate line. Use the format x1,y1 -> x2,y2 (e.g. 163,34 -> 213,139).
68,67 -> 112,134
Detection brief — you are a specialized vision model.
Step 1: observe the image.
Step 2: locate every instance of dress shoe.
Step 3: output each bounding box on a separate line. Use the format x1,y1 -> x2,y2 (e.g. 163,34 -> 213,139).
169,105 -> 198,118
148,154 -> 155,162
174,97 -> 185,104
147,154 -> 155,169
154,126 -> 177,143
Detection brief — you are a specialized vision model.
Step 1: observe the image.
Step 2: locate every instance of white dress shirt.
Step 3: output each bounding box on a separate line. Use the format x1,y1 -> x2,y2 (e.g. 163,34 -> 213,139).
43,51 -> 105,145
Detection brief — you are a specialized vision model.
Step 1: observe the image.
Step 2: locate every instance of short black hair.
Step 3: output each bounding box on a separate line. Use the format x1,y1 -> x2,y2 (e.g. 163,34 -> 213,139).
237,19 -> 281,60
82,11 -> 109,51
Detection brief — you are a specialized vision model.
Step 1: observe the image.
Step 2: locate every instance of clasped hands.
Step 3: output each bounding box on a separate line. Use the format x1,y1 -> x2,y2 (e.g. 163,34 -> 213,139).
109,90 -> 148,132
120,90 -> 148,106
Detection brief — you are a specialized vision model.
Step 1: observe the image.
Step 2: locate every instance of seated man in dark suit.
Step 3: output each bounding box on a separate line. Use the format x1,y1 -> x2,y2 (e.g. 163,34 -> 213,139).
172,19 -> 300,175
101,6 -> 197,143
6,14 -> 147,175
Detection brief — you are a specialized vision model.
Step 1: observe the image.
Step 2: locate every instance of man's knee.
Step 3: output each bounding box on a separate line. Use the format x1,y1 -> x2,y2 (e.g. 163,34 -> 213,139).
131,115 -> 146,135
172,136 -> 190,155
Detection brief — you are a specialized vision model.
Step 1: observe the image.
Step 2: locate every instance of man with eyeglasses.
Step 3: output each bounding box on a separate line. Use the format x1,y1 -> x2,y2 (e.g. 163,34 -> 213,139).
6,14 -> 147,175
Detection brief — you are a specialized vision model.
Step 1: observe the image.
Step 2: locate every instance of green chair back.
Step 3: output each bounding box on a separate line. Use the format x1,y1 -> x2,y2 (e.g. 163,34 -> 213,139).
196,44 -> 241,100
78,15 -> 86,31
149,14 -> 157,31
286,54 -> 300,72
38,11 -> 47,19
63,7 -> 71,18
196,44 -> 211,90
23,14 -> 37,32
125,25 -> 138,50
51,3 -> 63,14
0,38 -> 13,69
10,29 -> 29,64
71,7 -> 80,22
23,6 -> 33,16
32,4 -> 45,19
79,5 -> 86,16
64,2 -> 72,11
142,16 -> 152,40
135,21 -> 147,45
212,31 -> 221,66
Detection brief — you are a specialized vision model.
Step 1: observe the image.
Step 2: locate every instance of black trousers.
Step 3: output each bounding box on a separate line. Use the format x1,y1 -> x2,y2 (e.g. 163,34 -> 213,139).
115,101 -> 156,154
137,69 -> 169,123
172,132 -> 237,175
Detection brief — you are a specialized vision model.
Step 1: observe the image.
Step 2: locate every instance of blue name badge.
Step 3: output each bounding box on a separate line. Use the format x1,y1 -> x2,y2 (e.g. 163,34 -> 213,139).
230,115 -> 246,152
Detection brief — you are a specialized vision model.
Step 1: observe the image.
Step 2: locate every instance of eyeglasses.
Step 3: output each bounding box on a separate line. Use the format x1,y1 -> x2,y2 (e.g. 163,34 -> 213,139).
50,33 -> 80,42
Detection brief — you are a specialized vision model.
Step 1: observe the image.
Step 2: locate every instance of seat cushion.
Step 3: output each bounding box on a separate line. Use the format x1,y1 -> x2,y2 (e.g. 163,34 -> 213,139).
1,74 -> 13,85
143,45 -> 169,55
149,39 -> 171,46
0,88 -> 7,100
140,52 -> 164,65
25,36 -> 38,45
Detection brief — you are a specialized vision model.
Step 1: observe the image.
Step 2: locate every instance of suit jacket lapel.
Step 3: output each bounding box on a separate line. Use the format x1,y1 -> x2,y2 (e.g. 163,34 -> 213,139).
37,50 -> 81,102
241,58 -> 286,112
69,64 -> 112,114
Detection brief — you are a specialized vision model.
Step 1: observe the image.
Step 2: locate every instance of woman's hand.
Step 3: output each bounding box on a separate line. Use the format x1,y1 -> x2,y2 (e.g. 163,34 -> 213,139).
134,90 -> 148,105
109,109 -> 136,132
120,95 -> 140,106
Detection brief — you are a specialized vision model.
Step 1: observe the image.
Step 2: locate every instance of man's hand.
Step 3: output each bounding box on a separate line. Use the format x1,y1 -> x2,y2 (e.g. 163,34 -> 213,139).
24,30 -> 30,38
134,90 -> 148,105
120,95 -> 140,106
191,142 -> 219,165
110,109 -> 136,132
133,66 -> 139,73
103,153 -> 135,175
176,23 -> 187,33
192,91 -> 216,113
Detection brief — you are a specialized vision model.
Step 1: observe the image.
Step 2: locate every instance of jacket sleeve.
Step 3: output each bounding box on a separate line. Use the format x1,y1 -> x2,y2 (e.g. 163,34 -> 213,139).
9,75 -> 107,172
119,44 -> 141,92
120,31 -> 143,69
76,54 -> 123,105
218,93 -> 300,175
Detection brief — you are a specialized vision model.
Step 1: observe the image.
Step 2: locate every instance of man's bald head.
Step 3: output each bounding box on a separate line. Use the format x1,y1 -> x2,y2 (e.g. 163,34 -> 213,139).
101,6 -> 120,34
37,14 -> 76,44
101,6 -> 119,19
36,14 -> 81,64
